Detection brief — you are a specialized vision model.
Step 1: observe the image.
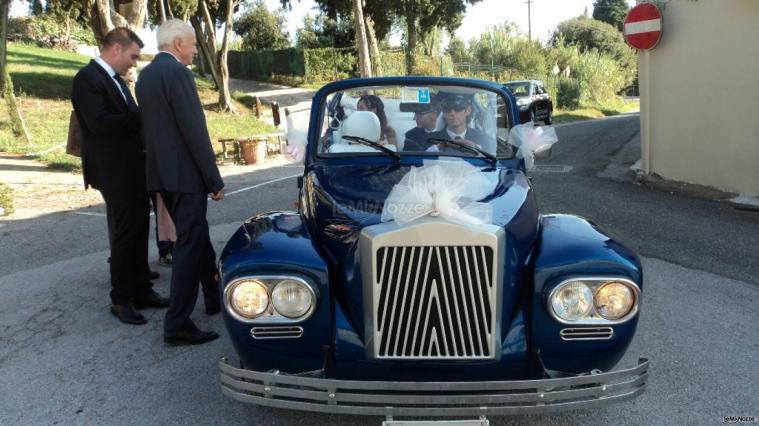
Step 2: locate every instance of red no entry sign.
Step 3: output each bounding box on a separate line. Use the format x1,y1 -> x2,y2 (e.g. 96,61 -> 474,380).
624,3 -> 662,50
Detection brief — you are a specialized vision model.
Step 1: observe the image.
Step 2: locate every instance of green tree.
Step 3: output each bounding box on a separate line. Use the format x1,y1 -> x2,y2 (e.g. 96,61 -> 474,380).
281,0 -> 480,73
295,13 -> 354,48
469,23 -> 547,78
234,0 -> 289,50
30,0 -> 43,15
446,36 -> 469,63
552,16 -> 635,85
592,0 -> 629,32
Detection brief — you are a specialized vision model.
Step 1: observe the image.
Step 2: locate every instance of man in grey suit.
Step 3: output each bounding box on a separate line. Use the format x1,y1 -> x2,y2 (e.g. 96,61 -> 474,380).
136,19 -> 225,345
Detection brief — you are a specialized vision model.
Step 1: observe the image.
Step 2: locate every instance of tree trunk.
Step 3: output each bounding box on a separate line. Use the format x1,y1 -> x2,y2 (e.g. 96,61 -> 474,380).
190,15 -> 220,88
365,13 -> 382,77
217,0 -> 236,113
90,0 -> 147,47
166,0 -> 174,19
117,0 -> 146,29
158,0 -> 166,23
0,0 -> 9,95
405,8 -> 417,74
353,0 -> 371,78
93,0 -> 114,46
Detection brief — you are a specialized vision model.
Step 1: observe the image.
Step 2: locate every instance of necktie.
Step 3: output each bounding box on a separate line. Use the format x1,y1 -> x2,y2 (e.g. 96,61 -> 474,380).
113,74 -> 137,109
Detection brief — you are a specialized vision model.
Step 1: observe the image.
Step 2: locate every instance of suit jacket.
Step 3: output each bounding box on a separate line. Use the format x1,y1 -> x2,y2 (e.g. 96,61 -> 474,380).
135,52 -> 223,194
403,127 -> 434,151
426,127 -> 490,154
71,60 -> 144,193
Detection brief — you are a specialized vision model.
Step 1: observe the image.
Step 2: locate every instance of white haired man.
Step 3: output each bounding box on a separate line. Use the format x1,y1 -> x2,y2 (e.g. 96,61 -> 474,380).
136,19 -> 225,345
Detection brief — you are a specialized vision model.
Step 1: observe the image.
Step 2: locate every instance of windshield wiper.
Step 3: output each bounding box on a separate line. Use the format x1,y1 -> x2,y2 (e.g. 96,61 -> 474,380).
427,137 -> 497,165
341,135 -> 400,162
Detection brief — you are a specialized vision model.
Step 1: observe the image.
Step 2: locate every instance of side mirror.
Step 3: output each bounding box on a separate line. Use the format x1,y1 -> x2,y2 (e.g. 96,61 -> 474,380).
534,144 -> 552,159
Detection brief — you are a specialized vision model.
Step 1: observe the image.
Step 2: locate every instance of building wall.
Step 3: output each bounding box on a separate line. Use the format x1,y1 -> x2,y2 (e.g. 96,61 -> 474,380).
640,0 -> 759,196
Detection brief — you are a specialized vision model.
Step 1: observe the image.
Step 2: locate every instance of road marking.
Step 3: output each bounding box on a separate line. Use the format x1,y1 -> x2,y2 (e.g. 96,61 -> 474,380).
71,174 -> 301,216
532,165 -> 573,173
222,173 -> 301,197
73,212 -> 106,217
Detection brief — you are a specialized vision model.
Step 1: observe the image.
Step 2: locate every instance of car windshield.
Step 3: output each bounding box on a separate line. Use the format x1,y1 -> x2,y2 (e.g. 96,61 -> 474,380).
505,82 -> 531,97
317,84 -> 512,159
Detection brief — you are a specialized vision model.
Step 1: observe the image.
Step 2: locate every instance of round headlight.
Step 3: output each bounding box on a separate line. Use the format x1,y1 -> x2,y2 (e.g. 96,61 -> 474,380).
594,282 -> 635,320
229,280 -> 269,318
551,281 -> 593,321
271,279 -> 313,318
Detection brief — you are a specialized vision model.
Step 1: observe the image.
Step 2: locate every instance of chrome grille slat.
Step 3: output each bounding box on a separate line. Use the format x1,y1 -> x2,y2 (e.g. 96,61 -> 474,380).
409,247 -> 433,357
451,247 -> 475,356
435,247 -> 458,357
384,247 -> 407,355
444,247 -> 466,357
461,247 -> 484,356
401,247 -> 425,356
375,244 -> 496,359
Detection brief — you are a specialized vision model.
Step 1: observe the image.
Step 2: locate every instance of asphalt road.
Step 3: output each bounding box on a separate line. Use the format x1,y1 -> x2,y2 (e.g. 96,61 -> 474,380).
1,114 -> 757,425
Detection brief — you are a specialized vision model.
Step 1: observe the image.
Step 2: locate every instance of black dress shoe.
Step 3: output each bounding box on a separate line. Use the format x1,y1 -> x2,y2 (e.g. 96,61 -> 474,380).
133,289 -> 170,309
110,302 -> 147,325
148,270 -> 160,280
164,327 -> 219,346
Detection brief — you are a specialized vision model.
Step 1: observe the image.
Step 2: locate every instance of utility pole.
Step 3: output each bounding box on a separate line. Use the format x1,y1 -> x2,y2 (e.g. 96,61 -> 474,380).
525,0 -> 533,41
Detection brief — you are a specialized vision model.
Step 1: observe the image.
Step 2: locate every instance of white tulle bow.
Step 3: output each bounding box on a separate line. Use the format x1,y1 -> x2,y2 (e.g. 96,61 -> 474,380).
508,122 -> 559,170
381,158 -> 496,226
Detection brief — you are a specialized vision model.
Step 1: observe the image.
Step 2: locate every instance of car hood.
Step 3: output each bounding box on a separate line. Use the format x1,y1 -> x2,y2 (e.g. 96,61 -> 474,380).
302,162 -> 540,341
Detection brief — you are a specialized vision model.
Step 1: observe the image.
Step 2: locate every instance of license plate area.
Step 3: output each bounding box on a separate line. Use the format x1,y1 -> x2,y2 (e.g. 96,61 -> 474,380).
382,420 -> 489,426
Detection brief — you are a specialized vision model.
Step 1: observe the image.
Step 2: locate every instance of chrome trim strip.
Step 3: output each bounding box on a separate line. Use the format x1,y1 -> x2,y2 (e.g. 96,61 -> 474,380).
560,327 -> 614,341
223,275 -> 318,325
219,357 -> 649,416
547,277 -> 641,325
250,326 -> 304,339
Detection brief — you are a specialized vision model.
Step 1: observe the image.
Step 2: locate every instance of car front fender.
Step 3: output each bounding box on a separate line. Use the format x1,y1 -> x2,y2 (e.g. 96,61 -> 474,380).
531,214 -> 643,374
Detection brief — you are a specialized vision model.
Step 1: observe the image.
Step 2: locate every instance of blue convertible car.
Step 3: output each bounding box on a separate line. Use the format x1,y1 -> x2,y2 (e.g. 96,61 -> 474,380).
218,77 -> 648,420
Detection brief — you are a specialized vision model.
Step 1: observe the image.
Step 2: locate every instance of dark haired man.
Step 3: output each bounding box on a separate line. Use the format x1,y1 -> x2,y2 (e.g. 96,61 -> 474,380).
403,97 -> 441,152
426,94 -> 490,152
71,27 -> 169,325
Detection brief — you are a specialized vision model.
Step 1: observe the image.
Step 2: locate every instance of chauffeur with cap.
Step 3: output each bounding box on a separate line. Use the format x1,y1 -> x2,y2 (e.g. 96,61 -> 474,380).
426,94 -> 489,153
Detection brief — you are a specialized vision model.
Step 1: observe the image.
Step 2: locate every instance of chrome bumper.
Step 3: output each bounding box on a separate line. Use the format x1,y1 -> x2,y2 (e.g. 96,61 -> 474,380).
219,357 -> 649,416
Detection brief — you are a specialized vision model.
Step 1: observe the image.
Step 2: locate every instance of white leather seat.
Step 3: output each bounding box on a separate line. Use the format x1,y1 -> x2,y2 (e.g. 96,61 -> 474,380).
329,111 -> 398,153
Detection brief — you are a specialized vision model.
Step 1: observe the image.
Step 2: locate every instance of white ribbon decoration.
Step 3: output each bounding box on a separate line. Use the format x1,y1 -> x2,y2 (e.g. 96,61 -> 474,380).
507,122 -> 559,170
381,158 -> 496,226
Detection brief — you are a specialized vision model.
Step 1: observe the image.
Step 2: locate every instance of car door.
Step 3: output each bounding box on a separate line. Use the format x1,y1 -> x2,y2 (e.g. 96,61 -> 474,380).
532,82 -> 547,119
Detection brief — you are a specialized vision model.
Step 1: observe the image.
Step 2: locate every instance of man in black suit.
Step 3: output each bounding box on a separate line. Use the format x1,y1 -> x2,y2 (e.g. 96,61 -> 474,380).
136,19 -> 225,346
403,98 -> 441,152
426,94 -> 490,154
71,28 -> 169,325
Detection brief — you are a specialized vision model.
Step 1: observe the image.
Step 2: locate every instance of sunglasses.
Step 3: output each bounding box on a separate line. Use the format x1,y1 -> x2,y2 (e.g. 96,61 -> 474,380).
414,110 -> 436,116
443,104 -> 468,113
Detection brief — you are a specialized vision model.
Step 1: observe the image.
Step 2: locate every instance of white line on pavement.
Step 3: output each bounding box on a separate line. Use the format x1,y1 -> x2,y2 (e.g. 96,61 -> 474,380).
73,212 -> 106,217
72,174 -> 301,217
223,173 -> 301,197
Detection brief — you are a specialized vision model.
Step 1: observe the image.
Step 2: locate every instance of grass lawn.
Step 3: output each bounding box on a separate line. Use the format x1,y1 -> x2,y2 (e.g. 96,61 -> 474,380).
553,99 -> 640,124
0,43 -> 276,172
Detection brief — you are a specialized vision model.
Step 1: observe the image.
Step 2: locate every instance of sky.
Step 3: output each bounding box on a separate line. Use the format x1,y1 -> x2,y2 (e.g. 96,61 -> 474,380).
267,0 -> 637,45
